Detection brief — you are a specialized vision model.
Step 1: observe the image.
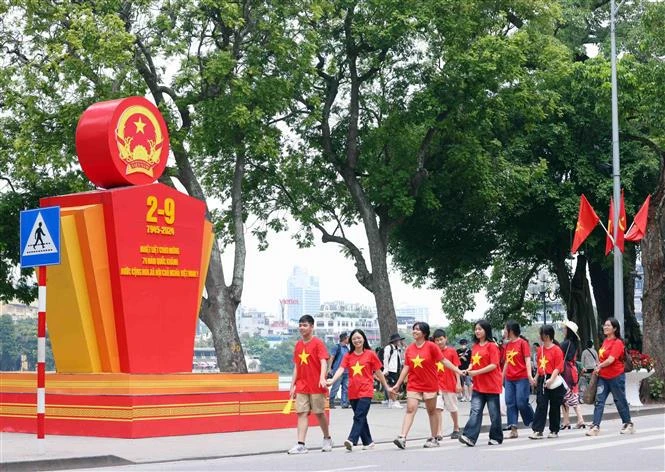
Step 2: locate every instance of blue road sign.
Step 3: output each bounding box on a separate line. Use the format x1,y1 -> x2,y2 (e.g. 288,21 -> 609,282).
20,206 -> 61,268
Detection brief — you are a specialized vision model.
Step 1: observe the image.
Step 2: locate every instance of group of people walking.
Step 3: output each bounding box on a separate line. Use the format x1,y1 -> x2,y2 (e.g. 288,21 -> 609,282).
287,314 -> 635,454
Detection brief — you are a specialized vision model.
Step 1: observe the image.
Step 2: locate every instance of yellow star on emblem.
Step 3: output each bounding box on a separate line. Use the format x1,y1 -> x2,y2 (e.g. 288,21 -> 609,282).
506,349 -> 519,367
351,361 -> 365,376
412,355 -> 425,368
539,356 -> 549,370
436,361 -> 445,372
134,117 -> 147,134
298,350 -> 310,365
598,347 -> 606,359
471,352 -> 482,367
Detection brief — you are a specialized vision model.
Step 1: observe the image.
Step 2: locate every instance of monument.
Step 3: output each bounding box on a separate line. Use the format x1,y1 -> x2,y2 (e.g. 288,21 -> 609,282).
0,97 -> 318,437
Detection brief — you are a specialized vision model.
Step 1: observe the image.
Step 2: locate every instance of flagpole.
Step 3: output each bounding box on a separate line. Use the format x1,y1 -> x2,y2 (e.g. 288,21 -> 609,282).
599,219 -> 614,244
610,0 -> 624,333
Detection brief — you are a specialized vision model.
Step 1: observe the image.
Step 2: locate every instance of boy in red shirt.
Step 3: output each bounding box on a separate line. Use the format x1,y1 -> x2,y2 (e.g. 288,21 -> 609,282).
287,315 -> 332,454
432,329 -> 462,440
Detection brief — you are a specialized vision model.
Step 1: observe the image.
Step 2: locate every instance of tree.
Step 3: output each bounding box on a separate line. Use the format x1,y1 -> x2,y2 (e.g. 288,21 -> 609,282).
0,0 -> 303,371
264,0 -> 556,346
0,314 -> 19,370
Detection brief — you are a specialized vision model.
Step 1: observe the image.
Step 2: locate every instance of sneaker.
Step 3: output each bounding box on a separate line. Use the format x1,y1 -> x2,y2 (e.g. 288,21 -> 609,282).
391,401 -> 403,409
435,435 -> 443,441
322,437 -> 333,452
509,426 -> 518,439
450,430 -> 460,440
528,431 -> 544,440
620,423 -> 635,434
488,439 -> 501,445
458,435 -> 475,447
362,442 -> 375,450
341,404 -> 350,409
547,432 -> 558,439
393,436 -> 407,449
343,439 -> 353,451
287,444 -> 308,454
423,437 -> 440,448
586,426 -> 600,437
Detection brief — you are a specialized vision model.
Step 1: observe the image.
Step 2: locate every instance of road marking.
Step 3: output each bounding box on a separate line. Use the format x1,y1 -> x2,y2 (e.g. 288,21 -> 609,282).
560,433 -> 665,451
488,427 -> 664,452
315,466 -> 377,472
642,444 -> 665,450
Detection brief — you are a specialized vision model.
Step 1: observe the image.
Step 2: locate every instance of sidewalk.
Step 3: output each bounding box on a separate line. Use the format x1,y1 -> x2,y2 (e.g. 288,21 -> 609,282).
2,401 -> 663,471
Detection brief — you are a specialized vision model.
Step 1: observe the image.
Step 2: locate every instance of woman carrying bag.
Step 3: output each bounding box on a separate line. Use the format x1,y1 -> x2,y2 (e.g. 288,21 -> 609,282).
529,324 -> 566,439
560,321 -> 586,429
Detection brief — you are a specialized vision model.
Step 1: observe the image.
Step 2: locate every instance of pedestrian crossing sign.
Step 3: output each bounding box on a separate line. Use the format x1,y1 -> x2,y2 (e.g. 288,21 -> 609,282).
20,206 -> 61,268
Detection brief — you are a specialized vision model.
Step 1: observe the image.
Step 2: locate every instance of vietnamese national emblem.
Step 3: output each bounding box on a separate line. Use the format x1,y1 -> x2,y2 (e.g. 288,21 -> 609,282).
115,105 -> 164,177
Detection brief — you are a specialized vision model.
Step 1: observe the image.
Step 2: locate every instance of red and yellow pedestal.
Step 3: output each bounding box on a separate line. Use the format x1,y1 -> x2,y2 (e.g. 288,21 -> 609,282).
0,372 -> 325,438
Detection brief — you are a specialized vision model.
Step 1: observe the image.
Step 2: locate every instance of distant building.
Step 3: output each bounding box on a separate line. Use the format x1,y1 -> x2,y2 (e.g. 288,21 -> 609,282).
235,306 -> 270,336
0,301 -> 37,320
286,266 -> 320,322
396,305 -> 430,325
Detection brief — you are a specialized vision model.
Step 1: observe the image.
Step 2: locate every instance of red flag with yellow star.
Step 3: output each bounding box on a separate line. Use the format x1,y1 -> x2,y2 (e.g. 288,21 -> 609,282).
625,195 -> 651,242
605,191 -> 626,255
571,194 -> 600,253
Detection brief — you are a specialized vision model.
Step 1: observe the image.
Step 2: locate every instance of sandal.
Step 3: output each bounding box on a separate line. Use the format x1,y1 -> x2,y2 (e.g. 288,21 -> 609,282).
561,424 -> 571,430
575,423 -> 587,429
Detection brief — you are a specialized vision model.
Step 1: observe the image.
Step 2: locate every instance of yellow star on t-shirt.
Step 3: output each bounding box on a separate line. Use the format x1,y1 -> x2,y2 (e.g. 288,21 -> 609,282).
436,361 -> 445,372
539,356 -> 549,370
351,361 -> 365,376
506,349 -> 519,366
412,355 -> 425,368
598,347 -> 606,360
298,350 -> 310,365
471,352 -> 482,367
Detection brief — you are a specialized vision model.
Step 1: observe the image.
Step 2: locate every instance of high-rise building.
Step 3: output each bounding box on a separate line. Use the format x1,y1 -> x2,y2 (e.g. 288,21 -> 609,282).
286,266 -> 320,322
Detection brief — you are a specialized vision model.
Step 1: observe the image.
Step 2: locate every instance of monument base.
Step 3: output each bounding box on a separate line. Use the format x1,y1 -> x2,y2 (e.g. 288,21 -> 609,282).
0,372 -> 325,438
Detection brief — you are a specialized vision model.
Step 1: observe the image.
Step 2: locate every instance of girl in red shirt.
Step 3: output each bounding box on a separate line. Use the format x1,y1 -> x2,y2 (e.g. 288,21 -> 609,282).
328,329 -> 390,451
502,320 -> 535,439
529,324 -> 565,439
586,317 -> 634,436
390,322 -> 455,449
458,320 -> 503,447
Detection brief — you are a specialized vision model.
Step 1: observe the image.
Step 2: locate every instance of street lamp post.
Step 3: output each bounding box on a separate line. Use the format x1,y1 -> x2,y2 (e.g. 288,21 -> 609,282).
610,0 -> 624,333
528,270 -> 558,325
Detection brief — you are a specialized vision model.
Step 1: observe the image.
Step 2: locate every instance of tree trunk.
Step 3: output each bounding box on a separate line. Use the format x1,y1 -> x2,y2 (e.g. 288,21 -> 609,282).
642,163 -> 665,379
589,259 -> 612,324
367,237 -> 399,347
566,255 -> 597,347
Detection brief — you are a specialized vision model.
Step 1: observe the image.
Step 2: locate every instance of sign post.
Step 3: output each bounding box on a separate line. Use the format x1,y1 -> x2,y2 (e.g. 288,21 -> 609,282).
20,206 -> 61,439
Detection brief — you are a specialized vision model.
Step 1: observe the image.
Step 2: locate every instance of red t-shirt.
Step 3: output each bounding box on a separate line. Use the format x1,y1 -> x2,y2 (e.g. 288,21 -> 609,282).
470,342 -> 502,394
598,338 -> 625,379
536,344 -> 564,376
341,349 -> 382,399
437,346 -> 460,393
504,338 -> 531,381
405,341 -> 443,393
293,337 -> 329,394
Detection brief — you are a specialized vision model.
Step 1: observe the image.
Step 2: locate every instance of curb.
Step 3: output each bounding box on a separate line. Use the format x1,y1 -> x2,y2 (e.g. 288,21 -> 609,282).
4,406 -> 663,471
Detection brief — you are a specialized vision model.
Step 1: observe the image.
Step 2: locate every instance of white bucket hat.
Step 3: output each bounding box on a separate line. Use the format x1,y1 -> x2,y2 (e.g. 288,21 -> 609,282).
563,320 -> 580,340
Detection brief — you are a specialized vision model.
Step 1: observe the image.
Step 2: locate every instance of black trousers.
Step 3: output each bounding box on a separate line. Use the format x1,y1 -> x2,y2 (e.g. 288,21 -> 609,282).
532,377 -> 566,433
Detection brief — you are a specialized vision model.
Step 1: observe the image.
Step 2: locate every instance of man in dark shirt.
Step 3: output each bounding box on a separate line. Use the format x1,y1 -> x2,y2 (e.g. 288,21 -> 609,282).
456,339 -> 472,401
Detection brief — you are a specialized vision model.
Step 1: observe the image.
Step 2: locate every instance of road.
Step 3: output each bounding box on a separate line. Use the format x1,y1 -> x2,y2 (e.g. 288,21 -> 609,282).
78,414 -> 665,471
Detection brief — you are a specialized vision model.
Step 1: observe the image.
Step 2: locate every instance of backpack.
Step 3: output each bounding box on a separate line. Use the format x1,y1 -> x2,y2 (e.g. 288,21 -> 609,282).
375,346 -> 385,369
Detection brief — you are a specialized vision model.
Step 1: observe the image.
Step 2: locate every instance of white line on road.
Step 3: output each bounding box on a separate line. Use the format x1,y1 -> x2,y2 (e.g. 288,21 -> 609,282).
560,433 -> 665,451
487,427 -> 664,452
642,444 -> 665,450
315,465 -> 377,472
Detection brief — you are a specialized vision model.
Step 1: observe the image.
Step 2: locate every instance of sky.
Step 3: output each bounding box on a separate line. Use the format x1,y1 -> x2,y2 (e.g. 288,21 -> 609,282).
218,221 -> 489,326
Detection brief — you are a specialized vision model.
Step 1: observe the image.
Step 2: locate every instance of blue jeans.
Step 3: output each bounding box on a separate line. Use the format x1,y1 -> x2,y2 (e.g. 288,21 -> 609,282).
462,391 -> 503,444
348,397 -> 373,445
504,378 -> 534,428
592,374 -> 631,427
330,373 -> 349,406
